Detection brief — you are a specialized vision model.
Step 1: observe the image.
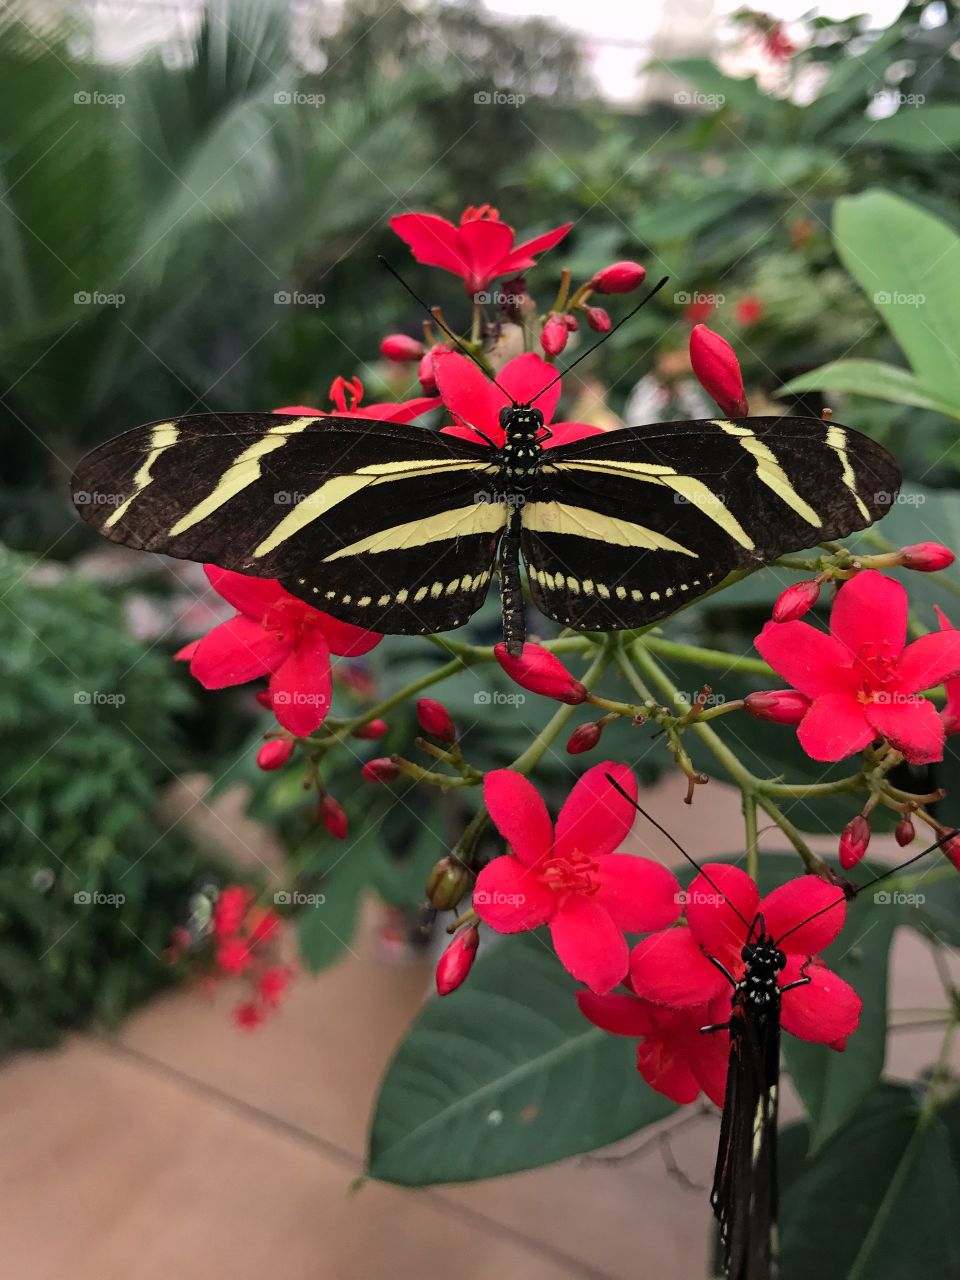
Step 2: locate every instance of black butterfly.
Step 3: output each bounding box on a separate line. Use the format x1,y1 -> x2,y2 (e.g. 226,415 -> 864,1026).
607,778 -> 954,1280
70,275 -> 900,655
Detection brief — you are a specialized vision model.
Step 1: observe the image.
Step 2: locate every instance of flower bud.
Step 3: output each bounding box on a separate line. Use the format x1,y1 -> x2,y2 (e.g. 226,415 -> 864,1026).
352,718 -> 388,740
734,295 -> 764,326
689,324 -> 749,417
540,315 -> 569,356
772,579 -> 820,623
213,885 -> 252,938
416,697 -> 456,744
494,641 -> 588,704
318,794 -> 348,840
567,721 -> 603,754
564,313 -> 579,331
942,834 -> 960,873
900,542 -> 956,573
255,690 -> 274,710
743,689 -> 811,726
436,925 -> 479,996
380,333 -> 425,362
418,349 -> 440,394
591,261 -> 646,294
895,817 -> 915,847
839,815 -> 871,870
426,856 -> 473,911
257,738 -> 294,771
362,756 -> 400,783
585,305 -> 611,333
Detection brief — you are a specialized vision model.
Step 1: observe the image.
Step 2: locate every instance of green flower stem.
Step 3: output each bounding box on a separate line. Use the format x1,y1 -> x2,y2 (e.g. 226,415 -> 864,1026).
641,636 -> 774,678
743,792 -> 760,881
509,646 -> 615,776
864,527 -> 960,604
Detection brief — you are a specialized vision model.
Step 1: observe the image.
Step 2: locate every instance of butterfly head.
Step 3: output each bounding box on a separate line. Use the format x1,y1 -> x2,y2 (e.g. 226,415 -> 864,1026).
499,404 -> 544,440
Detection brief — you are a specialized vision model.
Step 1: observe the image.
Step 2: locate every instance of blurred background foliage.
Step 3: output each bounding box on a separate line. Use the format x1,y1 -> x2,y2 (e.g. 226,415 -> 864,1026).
3,0 -> 960,1048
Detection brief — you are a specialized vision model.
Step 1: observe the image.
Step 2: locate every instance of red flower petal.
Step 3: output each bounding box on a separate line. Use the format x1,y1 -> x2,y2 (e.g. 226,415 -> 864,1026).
495,222 -> 572,277
473,856 -> 555,931
389,213 -> 464,275
190,616 -> 290,688
433,351 -> 505,442
691,999 -> 732,1106
357,395 -> 442,423
270,637 -> 332,736
896,630 -> 960,693
320,616 -> 382,658
829,570 -> 906,660
780,957 -> 862,1044
204,565 -> 285,618
593,854 -> 681,932
630,928 -> 730,1007
175,638 -> 200,662
576,990 -> 654,1037
498,352 -> 562,425
553,761 -> 637,862
797,693 -> 875,761
754,620 -> 856,699
865,693 -> 945,765
455,217 -> 516,291
760,875 -> 846,954
636,1034 -> 702,1105
483,769 -> 554,866
686,864 -> 758,961
545,420 -> 606,446
549,895 -> 628,994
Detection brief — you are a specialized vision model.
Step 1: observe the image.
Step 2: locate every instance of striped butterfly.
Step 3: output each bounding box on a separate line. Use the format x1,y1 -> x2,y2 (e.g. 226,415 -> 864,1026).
70,284 -> 900,654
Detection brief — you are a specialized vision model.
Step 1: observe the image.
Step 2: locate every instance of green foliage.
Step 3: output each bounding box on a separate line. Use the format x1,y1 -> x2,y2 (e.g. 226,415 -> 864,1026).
0,545 -> 216,1052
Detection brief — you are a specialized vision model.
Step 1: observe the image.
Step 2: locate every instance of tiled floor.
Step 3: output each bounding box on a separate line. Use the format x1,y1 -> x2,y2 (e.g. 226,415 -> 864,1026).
0,780 -> 955,1279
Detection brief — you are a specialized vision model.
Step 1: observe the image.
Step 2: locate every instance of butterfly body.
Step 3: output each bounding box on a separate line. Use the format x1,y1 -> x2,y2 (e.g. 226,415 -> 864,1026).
71,405 -> 900,656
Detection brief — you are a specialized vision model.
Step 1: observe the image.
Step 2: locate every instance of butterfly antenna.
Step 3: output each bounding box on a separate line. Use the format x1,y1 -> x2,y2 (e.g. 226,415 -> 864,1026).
377,256 -> 515,401
529,274 -> 670,407
605,774 -> 753,931
774,828 -> 959,948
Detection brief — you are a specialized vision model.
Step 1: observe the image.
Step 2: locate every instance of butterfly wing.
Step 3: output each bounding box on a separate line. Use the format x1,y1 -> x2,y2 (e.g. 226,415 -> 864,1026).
712,1010 -> 780,1280
522,415 -> 900,629
71,412 -> 504,633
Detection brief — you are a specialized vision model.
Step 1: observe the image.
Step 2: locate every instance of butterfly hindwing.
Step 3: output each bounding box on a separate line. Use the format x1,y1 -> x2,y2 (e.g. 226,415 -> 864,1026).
524,415 -> 899,630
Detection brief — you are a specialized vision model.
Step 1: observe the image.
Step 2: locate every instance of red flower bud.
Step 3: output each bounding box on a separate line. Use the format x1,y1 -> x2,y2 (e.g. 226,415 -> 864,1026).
585,306 -> 612,333
900,542 -> 956,573
839,815 -> 871,870
416,697 -> 456,744
540,315 -> 569,356
213,885 -> 252,938
436,925 -> 479,996
567,721 -> 603,754
362,756 -> 400,783
255,690 -> 274,710
943,834 -> 960,872
772,579 -> 820,622
689,324 -> 749,417
257,738 -> 294,771
352,718 -> 389,740
234,1000 -> 265,1029
317,794 -> 348,840
418,349 -> 440,394
895,817 -> 915,847
380,333 -> 425,362
734,295 -> 765,326
563,313 -> 579,331
494,642 -> 588,704
743,689 -> 811,726
591,261 -> 646,294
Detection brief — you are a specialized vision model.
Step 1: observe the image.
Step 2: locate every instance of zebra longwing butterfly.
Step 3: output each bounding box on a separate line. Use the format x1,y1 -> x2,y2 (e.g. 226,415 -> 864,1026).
606,778 -> 955,1280
70,402 -> 900,656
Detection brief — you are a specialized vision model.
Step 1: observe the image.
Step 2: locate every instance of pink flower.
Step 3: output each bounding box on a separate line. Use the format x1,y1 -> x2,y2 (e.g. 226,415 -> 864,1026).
473,764 -> 681,994
182,566 -> 381,737
434,351 -> 603,448
390,205 -> 571,296
689,324 -> 749,417
630,864 -> 862,1045
755,571 -> 960,764
577,989 -> 729,1106
934,606 -> 960,736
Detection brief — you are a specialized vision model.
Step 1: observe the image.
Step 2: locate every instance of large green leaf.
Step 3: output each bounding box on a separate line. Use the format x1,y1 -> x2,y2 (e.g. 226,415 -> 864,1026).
367,932 -> 675,1185
854,105 -> 960,154
833,191 -> 960,403
780,1083 -> 960,1279
779,358 -> 960,421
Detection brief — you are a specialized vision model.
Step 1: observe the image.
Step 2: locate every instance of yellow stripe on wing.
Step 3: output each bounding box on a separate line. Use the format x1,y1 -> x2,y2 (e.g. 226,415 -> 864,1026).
104,421 -> 179,529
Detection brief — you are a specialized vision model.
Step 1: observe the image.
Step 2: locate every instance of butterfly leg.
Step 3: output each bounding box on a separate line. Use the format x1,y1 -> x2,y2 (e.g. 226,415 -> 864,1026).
499,505 -> 526,657
699,1021 -> 731,1035
780,976 -> 812,994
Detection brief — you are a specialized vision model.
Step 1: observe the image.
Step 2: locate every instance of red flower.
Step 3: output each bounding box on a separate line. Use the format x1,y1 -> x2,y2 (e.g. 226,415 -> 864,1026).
352,718 -> 388,740
689,324 -> 749,417
288,374 -> 439,424
494,641 -> 587,704
248,909 -> 282,947
540,314 -> 570,356
839,815 -> 871,870
416,697 -> 457,743
577,989 -> 729,1106
257,738 -> 294,771
213,886 -> 252,938
934,607 -> 960,736
473,764 -> 681,994
901,542 -> 956,573
743,689 -> 811,725
434,351 -> 603,448
380,333 -> 425,362
234,1000 -> 265,1029
772,579 -> 820,622
436,925 -> 480,996
756,571 -> 960,764
317,793 -> 348,839
630,864 -> 861,1045
182,566 -> 381,738
591,261 -> 646,294
390,205 -> 571,296
258,966 -> 292,1007
734,295 -> 765,326
217,937 -> 253,975
683,298 -> 715,325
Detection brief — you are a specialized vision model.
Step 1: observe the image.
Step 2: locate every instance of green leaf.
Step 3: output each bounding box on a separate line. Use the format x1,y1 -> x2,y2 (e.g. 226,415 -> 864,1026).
782,893 -> 897,1152
856,105 -> 960,154
780,1083 -> 960,1279
833,191 -> 960,403
368,933 -> 675,1185
779,358 -> 960,421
